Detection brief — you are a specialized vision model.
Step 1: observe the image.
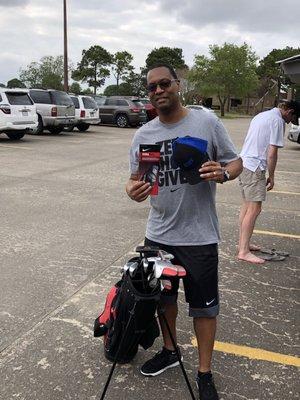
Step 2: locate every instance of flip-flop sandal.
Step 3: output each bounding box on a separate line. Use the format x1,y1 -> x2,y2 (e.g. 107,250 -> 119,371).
260,249 -> 290,257
271,249 -> 290,257
260,254 -> 286,261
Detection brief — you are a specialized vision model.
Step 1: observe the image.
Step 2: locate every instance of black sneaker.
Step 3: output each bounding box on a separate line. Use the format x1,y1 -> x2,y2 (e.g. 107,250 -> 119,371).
140,347 -> 182,376
196,372 -> 219,400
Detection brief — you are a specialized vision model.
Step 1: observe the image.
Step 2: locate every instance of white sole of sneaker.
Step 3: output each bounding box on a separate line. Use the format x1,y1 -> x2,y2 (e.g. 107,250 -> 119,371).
140,357 -> 183,377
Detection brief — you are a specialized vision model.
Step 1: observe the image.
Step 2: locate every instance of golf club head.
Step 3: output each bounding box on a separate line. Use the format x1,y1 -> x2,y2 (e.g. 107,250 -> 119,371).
142,258 -> 149,273
175,265 -> 186,277
158,250 -> 174,261
154,260 -> 178,279
129,261 -> 139,277
161,279 -> 172,290
149,276 -> 158,289
122,262 -> 131,275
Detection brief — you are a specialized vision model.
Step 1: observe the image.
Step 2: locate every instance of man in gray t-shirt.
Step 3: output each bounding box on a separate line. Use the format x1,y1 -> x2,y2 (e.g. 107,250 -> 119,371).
126,63 -> 242,400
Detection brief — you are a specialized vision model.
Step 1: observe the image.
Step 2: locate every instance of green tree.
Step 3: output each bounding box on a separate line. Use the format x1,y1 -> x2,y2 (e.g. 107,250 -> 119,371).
81,88 -> 93,95
189,43 -> 258,116
111,51 -> 134,87
123,70 -> 147,97
257,47 -> 300,103
72,45 -> 112,94
7,78 -> 26,88
104,82 -> 136,96
19,55 -> 65,90
145,47 -> 187,70
69,82 -> 82,94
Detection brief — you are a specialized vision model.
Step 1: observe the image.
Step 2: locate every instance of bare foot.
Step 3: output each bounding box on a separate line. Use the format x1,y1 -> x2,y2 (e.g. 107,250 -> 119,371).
249,244 -> 261,252
237,252 -> 265,264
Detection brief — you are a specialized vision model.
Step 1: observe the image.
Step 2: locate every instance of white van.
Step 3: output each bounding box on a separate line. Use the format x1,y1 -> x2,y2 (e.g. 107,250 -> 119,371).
0,88 -> 38,140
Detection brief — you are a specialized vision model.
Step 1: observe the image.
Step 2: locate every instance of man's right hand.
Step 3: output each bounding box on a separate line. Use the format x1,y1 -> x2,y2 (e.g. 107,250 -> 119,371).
126,179 -> 152,202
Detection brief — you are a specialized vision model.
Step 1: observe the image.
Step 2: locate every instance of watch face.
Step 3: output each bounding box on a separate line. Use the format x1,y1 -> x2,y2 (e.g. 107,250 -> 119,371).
223,170 -> 230,181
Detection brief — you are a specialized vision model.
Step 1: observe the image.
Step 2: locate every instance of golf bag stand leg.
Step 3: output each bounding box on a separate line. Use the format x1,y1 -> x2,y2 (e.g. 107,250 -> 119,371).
160,312 -> 196,400
99,302 -> 138,400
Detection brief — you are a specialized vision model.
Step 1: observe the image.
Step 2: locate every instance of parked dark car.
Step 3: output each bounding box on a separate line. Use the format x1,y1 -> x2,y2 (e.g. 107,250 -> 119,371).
98,96 -> 147,128
138,98 -> 157,121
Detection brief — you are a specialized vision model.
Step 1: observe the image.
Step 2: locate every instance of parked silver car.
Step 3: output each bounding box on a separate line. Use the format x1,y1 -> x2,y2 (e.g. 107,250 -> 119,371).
29,89 -> 75,134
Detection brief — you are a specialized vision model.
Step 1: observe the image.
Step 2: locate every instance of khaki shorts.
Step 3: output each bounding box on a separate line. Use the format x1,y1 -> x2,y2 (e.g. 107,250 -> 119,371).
238,167 -> 266,202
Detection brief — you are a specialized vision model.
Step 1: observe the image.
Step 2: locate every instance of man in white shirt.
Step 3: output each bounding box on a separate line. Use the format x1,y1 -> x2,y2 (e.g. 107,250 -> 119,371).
237,100 -> 300,264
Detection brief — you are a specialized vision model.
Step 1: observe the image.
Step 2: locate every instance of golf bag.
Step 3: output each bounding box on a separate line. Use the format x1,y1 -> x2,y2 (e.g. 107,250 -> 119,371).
94,256 -> 160,364
94,246 -> 196,400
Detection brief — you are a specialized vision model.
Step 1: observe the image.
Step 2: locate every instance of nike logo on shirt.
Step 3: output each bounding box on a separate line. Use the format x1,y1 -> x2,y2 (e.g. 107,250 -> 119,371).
170,188 -> 180,193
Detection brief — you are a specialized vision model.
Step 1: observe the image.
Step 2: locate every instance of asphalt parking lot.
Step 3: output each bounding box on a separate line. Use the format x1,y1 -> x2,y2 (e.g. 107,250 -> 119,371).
0,120 -> 299,400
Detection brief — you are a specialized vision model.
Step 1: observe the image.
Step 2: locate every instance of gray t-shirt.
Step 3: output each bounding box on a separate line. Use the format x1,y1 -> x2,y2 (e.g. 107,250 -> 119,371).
129,109 -> 238,246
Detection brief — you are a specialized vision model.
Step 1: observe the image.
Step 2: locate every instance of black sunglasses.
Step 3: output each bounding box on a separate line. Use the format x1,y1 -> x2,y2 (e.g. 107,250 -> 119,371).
146,79 -> 179,93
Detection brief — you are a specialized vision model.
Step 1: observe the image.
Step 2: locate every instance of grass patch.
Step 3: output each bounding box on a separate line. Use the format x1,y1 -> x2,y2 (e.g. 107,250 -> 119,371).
216,112 -> 252,119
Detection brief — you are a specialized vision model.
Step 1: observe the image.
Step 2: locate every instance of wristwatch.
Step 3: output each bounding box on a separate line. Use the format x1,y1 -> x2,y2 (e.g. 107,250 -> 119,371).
222,169 -> 230,182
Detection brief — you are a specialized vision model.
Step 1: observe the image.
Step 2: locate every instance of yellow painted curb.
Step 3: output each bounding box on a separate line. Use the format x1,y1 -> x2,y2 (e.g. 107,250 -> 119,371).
191,338 -> 300,367
253,230 -> 300,240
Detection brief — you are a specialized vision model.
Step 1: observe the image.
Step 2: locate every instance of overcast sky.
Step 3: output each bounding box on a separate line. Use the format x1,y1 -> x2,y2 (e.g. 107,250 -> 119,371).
1,0 -> 300,88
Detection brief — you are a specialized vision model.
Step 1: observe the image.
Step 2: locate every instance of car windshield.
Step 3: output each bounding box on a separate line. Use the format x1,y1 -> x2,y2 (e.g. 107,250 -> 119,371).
52,91 -> 73,106
6,92 -> 33,105
30,90 -> 52,104
94,96 -> 106,106
83,97 -> 97,109
131,100 -> 144,108
139,99 -> 150,105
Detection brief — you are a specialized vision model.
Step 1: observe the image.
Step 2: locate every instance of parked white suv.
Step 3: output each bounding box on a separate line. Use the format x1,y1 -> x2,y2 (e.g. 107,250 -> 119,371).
288,123 -> 300,144
68,95 -> 100,131
0,88 -> 38,140
29,89 -> 75,134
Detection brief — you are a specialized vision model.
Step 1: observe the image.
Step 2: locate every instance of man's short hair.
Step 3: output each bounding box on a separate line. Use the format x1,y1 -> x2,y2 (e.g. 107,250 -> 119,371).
279,99 -> 300,114
146,63 -> 178,80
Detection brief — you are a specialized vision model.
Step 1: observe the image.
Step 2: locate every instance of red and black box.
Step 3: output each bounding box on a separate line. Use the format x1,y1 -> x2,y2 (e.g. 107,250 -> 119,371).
139,144 -> 161,195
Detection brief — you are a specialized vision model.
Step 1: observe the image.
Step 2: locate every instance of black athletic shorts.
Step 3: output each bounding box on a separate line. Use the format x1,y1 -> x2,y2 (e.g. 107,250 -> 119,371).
145,238 -> 219,318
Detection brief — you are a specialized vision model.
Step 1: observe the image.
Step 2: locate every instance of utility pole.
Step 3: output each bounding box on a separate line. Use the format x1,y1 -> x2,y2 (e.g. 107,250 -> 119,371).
63,0 -> 68,92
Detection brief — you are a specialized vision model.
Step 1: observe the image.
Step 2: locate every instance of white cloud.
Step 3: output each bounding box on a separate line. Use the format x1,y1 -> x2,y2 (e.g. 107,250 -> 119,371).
0,0 -> 299,87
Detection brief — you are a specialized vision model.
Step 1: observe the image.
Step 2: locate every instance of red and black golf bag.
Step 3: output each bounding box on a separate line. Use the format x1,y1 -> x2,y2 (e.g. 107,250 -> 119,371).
94,246 -> 196,400
94,256 -> 160,364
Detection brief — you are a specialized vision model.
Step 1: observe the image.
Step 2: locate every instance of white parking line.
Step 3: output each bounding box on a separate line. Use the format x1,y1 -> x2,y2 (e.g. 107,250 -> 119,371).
277,170 -> 300,175
270,190 -> 300,195
0,144 -> 32,150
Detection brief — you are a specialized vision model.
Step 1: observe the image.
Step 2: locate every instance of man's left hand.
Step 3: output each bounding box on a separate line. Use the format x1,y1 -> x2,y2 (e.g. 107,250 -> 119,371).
199,161 -> 224,182
266,176 -> 274,191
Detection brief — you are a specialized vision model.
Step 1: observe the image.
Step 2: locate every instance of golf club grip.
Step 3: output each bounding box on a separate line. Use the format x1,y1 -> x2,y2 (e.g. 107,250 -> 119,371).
160,313 -> 196,400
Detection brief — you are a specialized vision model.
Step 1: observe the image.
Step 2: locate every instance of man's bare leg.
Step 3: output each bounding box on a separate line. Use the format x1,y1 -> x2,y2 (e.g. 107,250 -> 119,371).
158,302 -> 178,350
238,201 -> 261,253
238,201 -> 265,264
193,317 -> 216,372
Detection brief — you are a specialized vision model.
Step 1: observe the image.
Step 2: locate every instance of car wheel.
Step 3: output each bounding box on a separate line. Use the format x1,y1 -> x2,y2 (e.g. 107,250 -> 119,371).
65,125 -> 75,132
32,114 -> 43,135
6,132 -> 25,140
48,127 -> 63,134
115,114 -> 129,128
77,123 -> 90,132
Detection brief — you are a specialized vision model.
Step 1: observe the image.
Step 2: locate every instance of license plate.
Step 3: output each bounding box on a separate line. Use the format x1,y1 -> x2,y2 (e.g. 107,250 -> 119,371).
22,111 -> 28,116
